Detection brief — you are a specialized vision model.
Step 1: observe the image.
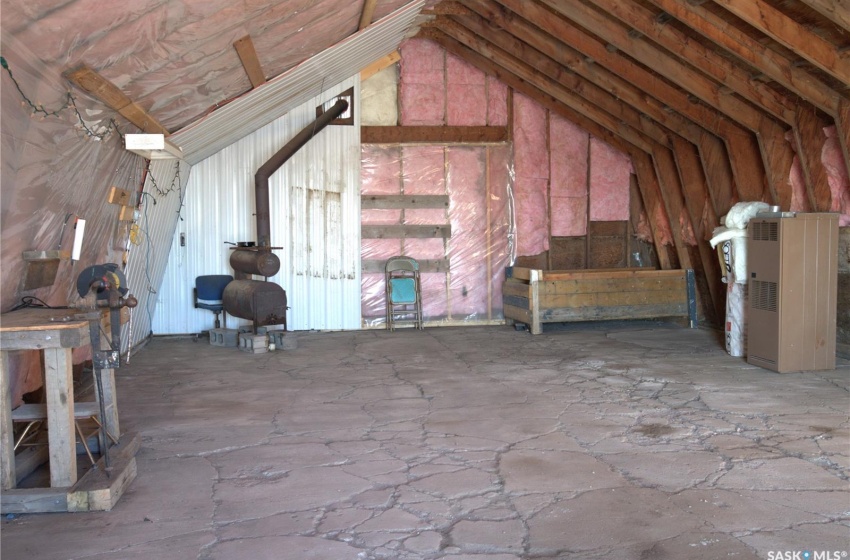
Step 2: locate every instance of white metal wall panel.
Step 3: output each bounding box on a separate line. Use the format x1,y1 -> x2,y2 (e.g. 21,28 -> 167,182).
153,77 -> 361,334
171,1 -> 424,166
123,158 -> 191,349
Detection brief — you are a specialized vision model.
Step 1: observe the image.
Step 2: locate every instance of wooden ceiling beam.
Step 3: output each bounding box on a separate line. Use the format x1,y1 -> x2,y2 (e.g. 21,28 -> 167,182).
584,0 -> 798,125
645,0 -> 843,116
419,23 -> 656,152
797,0 -> 850,34
531,0 -> 793,207
419,25 -> 728,317
64,63 -> 170,136
233,35 -> 266,89
711,0 -> 850,84
794,106 -> 834,211
461,0 -> 736,215
417,27 -> 674,271
359,0 -> 379,30
487,0 -> 772,205
361,51 -> 401,80
434,15 -> 673,146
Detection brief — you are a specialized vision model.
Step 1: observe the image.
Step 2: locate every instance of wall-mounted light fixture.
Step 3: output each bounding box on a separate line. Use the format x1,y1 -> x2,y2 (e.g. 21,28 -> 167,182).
125,134 -> 184,160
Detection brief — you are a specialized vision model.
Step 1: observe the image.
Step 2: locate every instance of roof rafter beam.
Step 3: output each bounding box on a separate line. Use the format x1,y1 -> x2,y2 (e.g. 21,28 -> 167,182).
233,35 -> 266,89
711,0 -> 850,84
797,0 -> 850,34
359,0 -> 379,30
487,0 -> 772,205
418,25 -> 725,319
645,0 -> 843,115
64,63 -> 170,136
530,0 -> 793,207
460,0 -> 736,215
583,0 -> 798,125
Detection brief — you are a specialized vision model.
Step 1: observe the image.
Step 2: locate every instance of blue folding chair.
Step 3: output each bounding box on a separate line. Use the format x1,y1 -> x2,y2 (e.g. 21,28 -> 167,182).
194,275 -> 233,329
385,256 -> 423,330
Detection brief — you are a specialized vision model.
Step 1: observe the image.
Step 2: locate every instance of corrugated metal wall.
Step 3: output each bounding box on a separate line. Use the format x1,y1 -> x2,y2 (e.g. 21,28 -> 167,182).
152,77 -> 361,334
123,158 -> 192,350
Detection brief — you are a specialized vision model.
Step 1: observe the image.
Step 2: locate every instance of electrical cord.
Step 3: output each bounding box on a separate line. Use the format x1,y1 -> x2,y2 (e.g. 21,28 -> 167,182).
9,296 -> 69,311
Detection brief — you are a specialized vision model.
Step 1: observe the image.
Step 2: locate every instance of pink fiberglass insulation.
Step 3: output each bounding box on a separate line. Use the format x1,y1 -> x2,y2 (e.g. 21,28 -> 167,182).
788,156 -> 812,213
513,93 -> 550,255
679,208 -> 697,246
447,147 -> 488,318
361,145 -> 403,225
487,77 -> 509,126
589,137 -> 631,222
550,114 -> 589,237
654,204 -> 674,246
399,38 -> 446,126
822,126 -> 850,226
446,53 -> 487,126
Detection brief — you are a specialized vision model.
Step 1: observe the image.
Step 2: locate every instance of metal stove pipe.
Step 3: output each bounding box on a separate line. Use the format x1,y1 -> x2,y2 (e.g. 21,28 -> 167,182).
254,98 -> 349,247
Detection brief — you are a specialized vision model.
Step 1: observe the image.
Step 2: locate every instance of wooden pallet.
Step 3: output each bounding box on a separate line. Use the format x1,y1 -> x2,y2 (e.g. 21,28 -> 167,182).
1,432 -> 139,514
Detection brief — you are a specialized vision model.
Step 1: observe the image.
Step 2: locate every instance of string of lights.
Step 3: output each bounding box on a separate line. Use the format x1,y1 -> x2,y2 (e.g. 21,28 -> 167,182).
1,56 -> 120,141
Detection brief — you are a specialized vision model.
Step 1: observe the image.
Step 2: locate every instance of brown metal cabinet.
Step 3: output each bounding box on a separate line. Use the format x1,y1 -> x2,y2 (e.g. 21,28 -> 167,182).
747,213 -> 839,373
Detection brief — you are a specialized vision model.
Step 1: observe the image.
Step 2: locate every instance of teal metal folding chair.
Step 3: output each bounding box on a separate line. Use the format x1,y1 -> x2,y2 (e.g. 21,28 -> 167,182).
385,256 -> 423,330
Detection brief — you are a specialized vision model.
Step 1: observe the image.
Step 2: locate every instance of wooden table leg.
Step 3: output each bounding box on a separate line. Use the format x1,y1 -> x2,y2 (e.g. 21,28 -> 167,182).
43,348 -> 77,487
0,351 -> 15,490
97,368 -> 120,440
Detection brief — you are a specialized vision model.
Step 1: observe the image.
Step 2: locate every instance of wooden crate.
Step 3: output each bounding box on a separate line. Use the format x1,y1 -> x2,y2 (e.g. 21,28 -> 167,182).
503,267 -> 697,334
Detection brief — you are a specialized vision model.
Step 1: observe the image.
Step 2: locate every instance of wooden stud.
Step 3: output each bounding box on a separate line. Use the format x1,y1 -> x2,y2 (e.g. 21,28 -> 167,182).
43,348 -> 77,488
233,35 -> 266,89
0,352 -> 14,490
118,205 -> 136,221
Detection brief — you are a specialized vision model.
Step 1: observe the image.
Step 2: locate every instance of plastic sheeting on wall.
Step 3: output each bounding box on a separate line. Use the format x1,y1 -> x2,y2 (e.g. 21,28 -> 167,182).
1,36 -> 149,406
361,144 -> 514,326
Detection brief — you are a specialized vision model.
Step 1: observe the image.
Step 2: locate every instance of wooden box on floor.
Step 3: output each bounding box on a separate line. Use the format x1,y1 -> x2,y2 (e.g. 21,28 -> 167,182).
503,266 -> 697,334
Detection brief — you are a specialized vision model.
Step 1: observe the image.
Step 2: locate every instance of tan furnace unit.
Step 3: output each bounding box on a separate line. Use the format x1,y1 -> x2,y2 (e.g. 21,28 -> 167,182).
747,212 -> 838,373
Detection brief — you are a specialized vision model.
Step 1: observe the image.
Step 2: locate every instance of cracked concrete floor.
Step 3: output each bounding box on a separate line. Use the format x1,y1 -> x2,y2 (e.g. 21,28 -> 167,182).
2,323 -> 849,559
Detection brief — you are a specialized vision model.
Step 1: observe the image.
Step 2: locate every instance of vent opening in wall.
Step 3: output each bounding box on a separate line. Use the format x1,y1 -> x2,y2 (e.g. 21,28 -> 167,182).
316,87 -> 354,126
751,280 -> 777,312
751,221 -> 778,241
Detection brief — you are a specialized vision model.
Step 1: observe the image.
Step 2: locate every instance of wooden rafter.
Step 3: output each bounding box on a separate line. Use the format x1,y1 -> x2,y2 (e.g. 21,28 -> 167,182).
485,0 -> 767,203
528,0 -> 794,207
584,0 -> 798,125
712,0 -> 850,84
359,0 -> 379,30
64,64 -> 170,136
794,106 -> 834,211
797,0 -> 850,34
460,0 -> 735,216
361,51 -> 401,80
233,35 -> 266,89
644,0 -> 843,116
418,26 -> 726,314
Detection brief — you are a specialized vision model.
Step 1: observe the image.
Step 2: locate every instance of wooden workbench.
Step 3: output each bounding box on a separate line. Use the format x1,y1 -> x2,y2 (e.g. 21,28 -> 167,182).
0,307 -> 138,513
